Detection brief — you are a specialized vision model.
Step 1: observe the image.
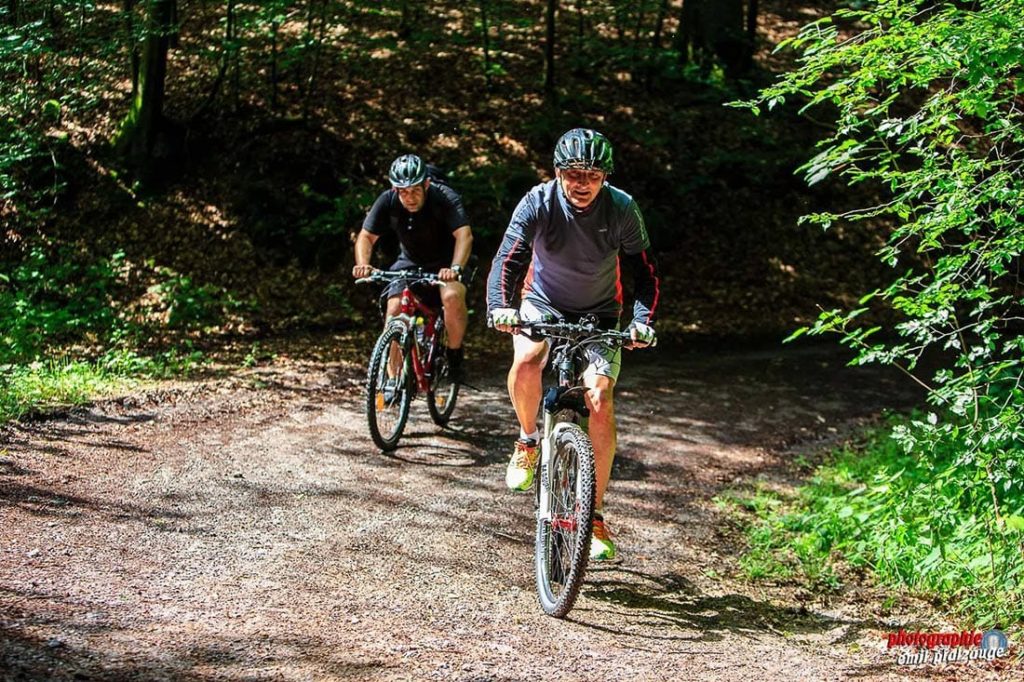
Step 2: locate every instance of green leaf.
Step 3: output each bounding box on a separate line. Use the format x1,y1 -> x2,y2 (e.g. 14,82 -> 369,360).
783,327 -> 809,343
1005,516 -> 1024,532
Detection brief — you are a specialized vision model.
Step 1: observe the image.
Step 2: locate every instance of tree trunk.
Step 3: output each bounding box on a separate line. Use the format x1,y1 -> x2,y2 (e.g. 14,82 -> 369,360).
676,0 -> 749,78
269,19 -> 280,109
543,0 -> 556,97
398,0 -> 410,39
229,0 -> 241,112
575,0 -> 584,44
612,0 -> 627,42
193,0 -> 235,119
674,0 -> 693,66
651,0 -> 669,51
297,0 -> 316,105
494,5 -> 505,69
123,0 -> 139,99
113,0 -> 175,169
645,0 -> 670,90
479,0 -> 492,90
303,0 -> 328,116
631,0 -> 648,67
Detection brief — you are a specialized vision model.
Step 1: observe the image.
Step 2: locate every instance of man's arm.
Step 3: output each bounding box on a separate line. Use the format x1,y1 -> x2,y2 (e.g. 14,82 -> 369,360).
352,229 -> 380,278
619,199 -> 661,327
438,225 -> 473,281
486,196 -> 538,314
354,190 -> 391,278
621,249 -> 660,325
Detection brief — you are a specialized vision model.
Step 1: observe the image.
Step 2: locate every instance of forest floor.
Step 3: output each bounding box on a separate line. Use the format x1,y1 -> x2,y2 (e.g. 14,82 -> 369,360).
1,335 -> 1018,681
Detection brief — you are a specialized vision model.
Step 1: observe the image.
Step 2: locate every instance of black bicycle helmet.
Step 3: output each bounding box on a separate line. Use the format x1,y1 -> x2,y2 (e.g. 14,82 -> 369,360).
388,154 -> 427,187
553,128 -> 614,174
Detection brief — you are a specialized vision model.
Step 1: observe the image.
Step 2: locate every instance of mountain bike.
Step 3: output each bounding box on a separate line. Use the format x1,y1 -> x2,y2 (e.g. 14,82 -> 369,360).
356,269 -> 460,451
520,317 -> 633,618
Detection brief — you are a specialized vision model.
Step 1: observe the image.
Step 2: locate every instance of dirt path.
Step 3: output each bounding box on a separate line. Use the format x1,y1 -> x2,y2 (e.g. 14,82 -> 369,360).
0,342 -> 1014,681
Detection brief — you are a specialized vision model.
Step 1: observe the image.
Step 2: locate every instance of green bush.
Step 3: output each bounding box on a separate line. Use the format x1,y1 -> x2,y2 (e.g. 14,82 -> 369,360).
0,348 -> 204,422
731,420 -> 1024,625
0,247 -> 248,364
736,0 -> 1024,625
0,248 -> 127,362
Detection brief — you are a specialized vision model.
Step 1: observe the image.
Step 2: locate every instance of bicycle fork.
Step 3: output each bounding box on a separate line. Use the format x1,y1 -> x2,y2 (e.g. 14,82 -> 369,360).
537,386 -> 590,526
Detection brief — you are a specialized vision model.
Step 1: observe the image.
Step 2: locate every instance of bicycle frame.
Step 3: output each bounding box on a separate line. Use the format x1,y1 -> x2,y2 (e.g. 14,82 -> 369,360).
529,322 -> 629,527
537,345 -> 591,526
390,284 -> 442,394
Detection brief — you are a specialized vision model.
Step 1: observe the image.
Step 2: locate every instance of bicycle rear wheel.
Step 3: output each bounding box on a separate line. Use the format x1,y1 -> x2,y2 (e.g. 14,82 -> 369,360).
426,325 -> 460,426
535,424 -> 596,618
365,322 -> 412,451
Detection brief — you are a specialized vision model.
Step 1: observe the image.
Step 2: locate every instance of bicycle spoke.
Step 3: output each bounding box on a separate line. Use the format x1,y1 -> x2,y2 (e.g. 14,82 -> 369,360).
548,443 -> 581,590
535,424 -> 596,617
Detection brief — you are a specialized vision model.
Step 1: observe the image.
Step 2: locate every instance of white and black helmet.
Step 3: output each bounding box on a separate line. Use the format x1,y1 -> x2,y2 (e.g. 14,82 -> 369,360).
388,154 -> 427,187
553,128 -> 614,174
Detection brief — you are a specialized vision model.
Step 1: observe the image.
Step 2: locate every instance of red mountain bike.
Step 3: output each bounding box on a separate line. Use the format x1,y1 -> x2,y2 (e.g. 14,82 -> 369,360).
356,269 -> 460,451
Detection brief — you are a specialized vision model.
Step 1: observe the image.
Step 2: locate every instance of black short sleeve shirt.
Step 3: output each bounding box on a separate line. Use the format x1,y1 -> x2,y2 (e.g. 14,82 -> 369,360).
362,184 -> 469,269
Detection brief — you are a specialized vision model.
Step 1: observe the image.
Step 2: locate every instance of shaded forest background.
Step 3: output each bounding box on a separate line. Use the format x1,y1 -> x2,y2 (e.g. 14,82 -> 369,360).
1,0 -> 890,352
7,0 -> 1024,630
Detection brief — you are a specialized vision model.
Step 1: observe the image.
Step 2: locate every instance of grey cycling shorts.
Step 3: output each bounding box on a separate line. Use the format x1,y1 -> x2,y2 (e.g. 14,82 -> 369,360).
515,299 -> 622,382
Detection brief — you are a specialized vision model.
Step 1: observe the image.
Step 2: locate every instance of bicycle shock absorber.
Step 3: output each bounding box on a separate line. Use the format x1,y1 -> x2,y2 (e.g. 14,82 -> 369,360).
543,386 -> 590,418
557,356 -> 575,386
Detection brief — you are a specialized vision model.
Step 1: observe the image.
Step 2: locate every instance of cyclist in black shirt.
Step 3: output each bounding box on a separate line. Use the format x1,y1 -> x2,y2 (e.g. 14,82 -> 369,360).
353,154 -> 473,376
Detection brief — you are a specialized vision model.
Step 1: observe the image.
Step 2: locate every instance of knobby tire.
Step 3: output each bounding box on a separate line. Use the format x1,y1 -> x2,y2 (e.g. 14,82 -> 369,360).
365,322 -> 412,451
535,424 -> 596,618
426,325 -> 459,426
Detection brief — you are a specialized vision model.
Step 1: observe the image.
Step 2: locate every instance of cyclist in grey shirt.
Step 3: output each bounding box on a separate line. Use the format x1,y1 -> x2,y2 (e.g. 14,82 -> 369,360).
487,128 -> 660,562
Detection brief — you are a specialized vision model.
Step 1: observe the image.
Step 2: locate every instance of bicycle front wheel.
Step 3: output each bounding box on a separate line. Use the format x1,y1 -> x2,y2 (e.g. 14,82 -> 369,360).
365,322 -> 412,451
426,325 -> 460,426
535,424 -> 596,618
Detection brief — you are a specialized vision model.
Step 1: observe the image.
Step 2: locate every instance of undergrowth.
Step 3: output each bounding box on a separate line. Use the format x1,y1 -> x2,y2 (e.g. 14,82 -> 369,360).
720,418 -> 1024,628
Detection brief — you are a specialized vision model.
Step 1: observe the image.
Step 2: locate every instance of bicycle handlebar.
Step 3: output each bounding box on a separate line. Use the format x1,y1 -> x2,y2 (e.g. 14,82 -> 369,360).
519,320 -> 633,347
488,317 -> 656,348
355,268 -> 457,286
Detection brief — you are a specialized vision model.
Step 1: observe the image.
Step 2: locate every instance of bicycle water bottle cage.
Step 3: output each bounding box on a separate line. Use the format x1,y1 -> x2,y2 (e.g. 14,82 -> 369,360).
543,385 -> 590,417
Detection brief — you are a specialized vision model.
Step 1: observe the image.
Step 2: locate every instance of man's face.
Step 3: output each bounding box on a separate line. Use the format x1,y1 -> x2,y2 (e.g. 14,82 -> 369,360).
394,178 -> 430,213
556,168 -> 606,209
